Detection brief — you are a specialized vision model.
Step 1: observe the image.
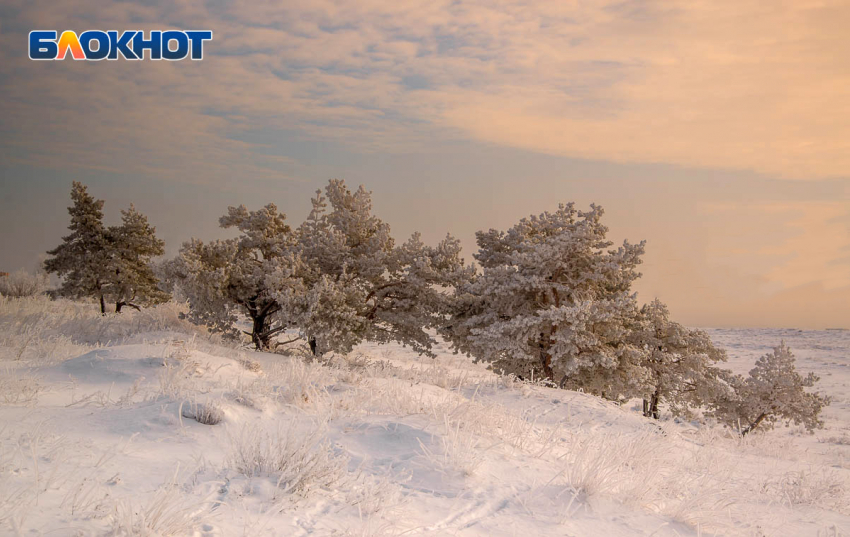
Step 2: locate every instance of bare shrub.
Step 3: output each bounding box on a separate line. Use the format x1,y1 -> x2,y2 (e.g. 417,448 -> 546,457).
158,359 -> 200,400
0,369 -> 42,405
0,271 -> 48,298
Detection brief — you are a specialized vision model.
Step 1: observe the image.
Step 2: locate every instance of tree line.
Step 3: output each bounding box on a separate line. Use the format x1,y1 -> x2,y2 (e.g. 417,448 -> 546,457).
40,180 -> 829,435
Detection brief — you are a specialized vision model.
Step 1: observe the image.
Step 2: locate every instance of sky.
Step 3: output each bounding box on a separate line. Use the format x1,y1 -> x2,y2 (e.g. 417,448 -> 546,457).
1,0 -> 848,328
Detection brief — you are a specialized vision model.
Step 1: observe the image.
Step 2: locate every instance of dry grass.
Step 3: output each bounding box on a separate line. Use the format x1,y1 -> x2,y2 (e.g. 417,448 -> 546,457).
106,469 -> 215,536
181,399 -> 225,426
0,295 -> 238,366
226,421 -> 349,498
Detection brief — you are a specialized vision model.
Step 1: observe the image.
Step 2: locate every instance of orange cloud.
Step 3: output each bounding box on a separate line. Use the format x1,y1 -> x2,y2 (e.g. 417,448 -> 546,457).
3,0 -> 849,181
2,0 -> 849,328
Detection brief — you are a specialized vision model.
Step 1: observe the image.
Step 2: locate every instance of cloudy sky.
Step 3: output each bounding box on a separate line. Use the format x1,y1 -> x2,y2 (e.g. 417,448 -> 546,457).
1,0 -> 848,328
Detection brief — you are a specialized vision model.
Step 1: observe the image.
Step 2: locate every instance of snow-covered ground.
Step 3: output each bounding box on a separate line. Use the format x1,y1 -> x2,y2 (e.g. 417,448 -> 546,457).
1,297 -> 848,536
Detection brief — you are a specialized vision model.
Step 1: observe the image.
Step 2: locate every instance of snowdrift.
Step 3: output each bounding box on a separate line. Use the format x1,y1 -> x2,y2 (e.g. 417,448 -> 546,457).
1,297 -> 848,536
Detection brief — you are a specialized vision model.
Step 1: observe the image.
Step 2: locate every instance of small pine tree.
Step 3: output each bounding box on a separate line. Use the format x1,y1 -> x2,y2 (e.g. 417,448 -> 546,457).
710,342 -> 830,435
44,182 -> 112,313
107,205 -> 169,312
629,300 -> 728,419
443,202 -> 648,401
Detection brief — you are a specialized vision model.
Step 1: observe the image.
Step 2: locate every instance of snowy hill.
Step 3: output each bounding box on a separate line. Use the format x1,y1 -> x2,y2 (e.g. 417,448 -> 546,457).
1,297 -> 848,536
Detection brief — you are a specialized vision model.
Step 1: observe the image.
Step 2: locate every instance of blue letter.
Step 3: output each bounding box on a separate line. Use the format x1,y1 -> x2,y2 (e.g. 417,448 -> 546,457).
108,31 -> 138,60
132,30 -> 162,60
185,30 -> 212,60
80,30 -> 109,60
29,30 -> 57,60
161,31 -> 189,60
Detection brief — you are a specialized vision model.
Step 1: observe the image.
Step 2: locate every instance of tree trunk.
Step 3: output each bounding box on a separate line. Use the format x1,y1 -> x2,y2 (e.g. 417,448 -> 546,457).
741,412 -> 767,436
643,390 -> 660,419
250,313 -> 272,350
309,337 -> 318,356
99,294 -> 106,315
539,331 -> 554,382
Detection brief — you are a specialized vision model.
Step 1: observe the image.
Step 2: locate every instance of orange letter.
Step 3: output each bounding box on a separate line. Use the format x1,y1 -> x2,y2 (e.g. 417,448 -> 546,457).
56,31 -> 85,60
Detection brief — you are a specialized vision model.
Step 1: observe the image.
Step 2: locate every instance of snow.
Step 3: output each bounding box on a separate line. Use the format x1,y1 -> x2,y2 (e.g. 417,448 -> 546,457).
1,299 -> 848,536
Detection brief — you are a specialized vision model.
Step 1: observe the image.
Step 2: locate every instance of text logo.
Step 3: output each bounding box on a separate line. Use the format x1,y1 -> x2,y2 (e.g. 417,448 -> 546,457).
29,30 -> 213,61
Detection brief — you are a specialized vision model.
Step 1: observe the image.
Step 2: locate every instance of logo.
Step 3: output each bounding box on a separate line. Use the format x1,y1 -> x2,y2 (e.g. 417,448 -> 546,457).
29,30 -> 213,61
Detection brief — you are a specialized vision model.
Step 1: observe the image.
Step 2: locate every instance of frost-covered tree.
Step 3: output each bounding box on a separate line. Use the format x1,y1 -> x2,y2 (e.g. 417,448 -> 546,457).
287,180 -> 473,356
444,203 -> 648,401
629,300 -> 727,419
106,205 -> 169,312
171,181 -> 471,354
169,204 -> 304,350
167,238 -> 241,337
710,342 -> 829,435
44,182 -> 113,313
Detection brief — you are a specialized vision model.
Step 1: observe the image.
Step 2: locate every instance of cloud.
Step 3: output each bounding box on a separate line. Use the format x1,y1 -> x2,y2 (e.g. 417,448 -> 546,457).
2,0 -> 849,183
2,0 -> 849,328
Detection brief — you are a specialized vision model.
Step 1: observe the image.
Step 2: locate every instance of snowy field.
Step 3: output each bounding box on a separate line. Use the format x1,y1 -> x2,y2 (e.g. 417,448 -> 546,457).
1,297 -> 848,536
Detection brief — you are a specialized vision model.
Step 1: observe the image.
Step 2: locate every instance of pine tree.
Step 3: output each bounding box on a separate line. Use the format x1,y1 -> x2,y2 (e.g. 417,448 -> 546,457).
168,204 -> 304,349
289,180 -> 473,356
107,205 -> 169,312
44,182 -> 112,313
710,342 -> 829,435
629,300 -> 727,419
443,203 -> 648,401
45,183 -> 169,314
167,238 -> 242,338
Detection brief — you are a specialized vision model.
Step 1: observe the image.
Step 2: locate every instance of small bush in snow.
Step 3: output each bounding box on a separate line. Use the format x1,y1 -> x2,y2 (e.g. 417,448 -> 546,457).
238,357 -> 262,372
0,270 -> 48,298
558,431 -> 664,501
